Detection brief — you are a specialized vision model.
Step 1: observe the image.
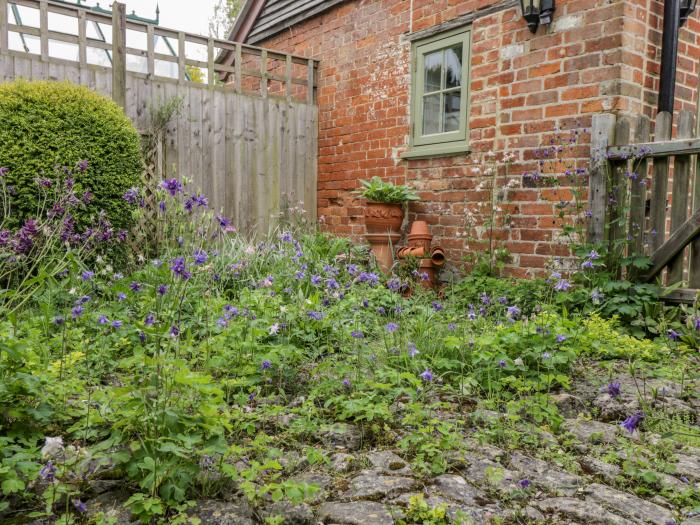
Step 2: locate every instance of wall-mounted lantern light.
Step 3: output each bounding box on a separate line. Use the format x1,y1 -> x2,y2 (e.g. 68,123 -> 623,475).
521,0 -> 556,33
680,0 -> 697,26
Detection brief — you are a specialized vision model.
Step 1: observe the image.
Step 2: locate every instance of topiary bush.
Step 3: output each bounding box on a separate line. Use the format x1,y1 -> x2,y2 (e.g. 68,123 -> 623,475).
0,80 -> 143,232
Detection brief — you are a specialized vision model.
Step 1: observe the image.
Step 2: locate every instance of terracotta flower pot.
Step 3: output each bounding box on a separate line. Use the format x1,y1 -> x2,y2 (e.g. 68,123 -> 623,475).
364,202 -> 404,234
409,221 -> 430,236
430,246 -> 446,267
365,232 -> 402,273
418,258 -> 436,289
407,233 -> 433,253
396,246 -> 426,258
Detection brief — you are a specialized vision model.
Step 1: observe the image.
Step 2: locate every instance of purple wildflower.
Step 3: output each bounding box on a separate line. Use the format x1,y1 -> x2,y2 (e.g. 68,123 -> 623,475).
117,292 -> 127,302
518,479 -> 531,489
311,274 -> 322,286
386,322 -> 399,333
607,381 -> 621,398
144,314 -> 155,326
123,187 -> 140,204
351,330 -> 364,339
71,305 -> 84,319
621,411 -> 645,433
420,369 -> 434,382
53,315 -> 65,326
432,301 -> 443,312
506,305 -> 521,319
98,315 -> 109,325
161,178 -> 183,196
193,249 -> 208,265
280,231 -> 293,242
130,281 -> 141,292
555,334 -> 567,343
81,270 -> 95,281
157,284 -> 168,296
170,324 -> 180,338
667,329 -> 680,341
39,461 -> 56,481
170,257 -> 191,280
554,279 -> 571,291
307,311 -> 324,321
72,499 -> 87,513
498,359 -> 507,368
111,320 -> 123,329
261,360 -> 272,370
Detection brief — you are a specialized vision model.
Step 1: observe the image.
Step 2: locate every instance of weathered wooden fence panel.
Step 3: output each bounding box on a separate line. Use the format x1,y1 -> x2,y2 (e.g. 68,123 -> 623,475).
590,109 -> 700,302
0,0 -> 319,234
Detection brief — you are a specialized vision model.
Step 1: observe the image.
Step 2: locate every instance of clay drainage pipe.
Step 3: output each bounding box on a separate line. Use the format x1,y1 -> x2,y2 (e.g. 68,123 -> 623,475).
430,246 -> 446,267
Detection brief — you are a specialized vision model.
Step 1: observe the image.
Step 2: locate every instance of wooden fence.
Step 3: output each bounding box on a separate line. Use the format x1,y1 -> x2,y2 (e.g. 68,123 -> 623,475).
0,0 -> 319,233
589,109 -> 700,302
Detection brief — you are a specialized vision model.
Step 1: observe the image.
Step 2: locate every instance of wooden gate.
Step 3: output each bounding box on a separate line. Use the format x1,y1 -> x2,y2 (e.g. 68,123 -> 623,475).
589,109 -> 700,303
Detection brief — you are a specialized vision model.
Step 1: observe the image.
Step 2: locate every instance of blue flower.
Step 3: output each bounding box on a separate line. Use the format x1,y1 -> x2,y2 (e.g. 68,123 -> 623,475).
170,324 -> 180,337
498,359 -> 507,368
117,292 -> 127,302
144,314 -> 155,326
81,270 -> 95,281
311,274 -> 322,286
408,342 -> 419,357
157,284 -> 168,296
280,231 -> 293,242
111,320 -> 123,329
98,315 -> 109,325
351,330 -> 364,339
420,369 -> 433,382
555,334 -> 567,343
130,281 -> 141,292
39,461 -> 56,481
432,301 -> 443,312
193,249 -> 208,265
621,411 -> 644,433
161,178 -> 183,196
170,257 -> 191,280
554,279 -> 571,291
506,305 -> 521,319
71,305 -> 84,319
607,381 -> 621,398
518,479 -> 531,489
385,322 -> 399,333
261,360 -> 272,370
123,187 -> 140,204
667,329 -> 680,341
53,315 -> 65,326
307,311 -> 324,321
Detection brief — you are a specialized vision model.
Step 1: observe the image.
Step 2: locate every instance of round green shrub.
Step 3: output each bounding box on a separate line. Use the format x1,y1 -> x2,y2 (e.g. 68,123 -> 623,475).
0,80 -> 143,232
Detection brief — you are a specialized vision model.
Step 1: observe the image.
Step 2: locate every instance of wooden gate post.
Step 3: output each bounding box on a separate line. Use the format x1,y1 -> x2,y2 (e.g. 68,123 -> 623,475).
0,0 -> 8,53
588,113 -> 617,245
112,2 -> 127,109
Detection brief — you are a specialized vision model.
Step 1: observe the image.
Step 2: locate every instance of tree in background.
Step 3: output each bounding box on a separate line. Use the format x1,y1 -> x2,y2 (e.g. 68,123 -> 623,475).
209,0 -> 244,39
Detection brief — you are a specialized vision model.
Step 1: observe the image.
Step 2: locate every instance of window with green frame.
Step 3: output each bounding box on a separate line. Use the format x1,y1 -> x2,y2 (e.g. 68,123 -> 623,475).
403,26 -> 471,159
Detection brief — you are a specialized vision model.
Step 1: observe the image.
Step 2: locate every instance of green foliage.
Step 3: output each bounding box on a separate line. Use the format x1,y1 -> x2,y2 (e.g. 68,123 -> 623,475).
354,176 -> 420,203
397,494 -> 449,525
0,80 -> 143,231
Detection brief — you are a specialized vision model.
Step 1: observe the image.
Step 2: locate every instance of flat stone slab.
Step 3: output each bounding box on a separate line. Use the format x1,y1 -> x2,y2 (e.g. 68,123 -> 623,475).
578,456 -> 622,484
187,500 -> 254,525
563,418 -> 622,444
317,501 -> 393,525
460,457 -> 519,492
533,497 -> 629,524
508,453 -> 582,496
341,470 -> 418,501
674,453 -> 700,482
584,483 -> 675,524
317,423 -> 363,451
366,450 -> 413,476
430,474 -> 489,506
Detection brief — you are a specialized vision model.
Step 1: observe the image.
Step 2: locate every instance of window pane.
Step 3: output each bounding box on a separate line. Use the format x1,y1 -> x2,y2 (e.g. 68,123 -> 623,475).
423,51 -> 442,93
443,91 -> 461,132
422,94 -> 441,134
445,44 -> 463,89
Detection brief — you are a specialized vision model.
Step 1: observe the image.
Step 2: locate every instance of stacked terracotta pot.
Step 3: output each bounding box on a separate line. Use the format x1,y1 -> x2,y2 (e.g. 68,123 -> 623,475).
396,221 -> 445,289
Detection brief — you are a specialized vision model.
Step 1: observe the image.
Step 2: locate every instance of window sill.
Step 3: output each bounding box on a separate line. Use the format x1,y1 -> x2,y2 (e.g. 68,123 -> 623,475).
400,143 -> 471,160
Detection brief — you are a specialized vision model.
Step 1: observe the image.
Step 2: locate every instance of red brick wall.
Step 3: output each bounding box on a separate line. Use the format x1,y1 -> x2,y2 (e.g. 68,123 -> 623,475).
249,0 -> 699,276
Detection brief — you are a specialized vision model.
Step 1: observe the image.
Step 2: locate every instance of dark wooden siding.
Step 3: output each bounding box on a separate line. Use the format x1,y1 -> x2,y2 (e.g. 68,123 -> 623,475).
246,0 -> 348,43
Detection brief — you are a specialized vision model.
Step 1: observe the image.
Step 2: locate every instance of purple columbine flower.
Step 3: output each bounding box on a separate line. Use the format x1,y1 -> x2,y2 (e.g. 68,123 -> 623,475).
351,330 -> 364,339
694,317 -> 700,330
342,378 -> 351,388
357,272 -> 379,286
144,313 -> 155,326
71,305 -> 84,319
193,249 -> 208,265
311,274 -> 322,286
98,315 -> 109,325
161,178 -> 183,196
111,320 -> 123,329
554,279 -> 571,291
420,369 -> 434,382
607,381 -> 621,398
39,461 -> 56,481
326,278 -> 339,290
130,281 -> 141,292
480,292 -> 491,305
498,296 -> 508,305
347,264 -> 359,275
432,301 -> 443,312
506,305 -> 521,319
588,250 -> 600,260
518,479 -> 531,489
81,270 -> 95,281
667,329 -> 680,341
448,322 -> 456,331
555,334 -> 567,343
280,231 -> 293,242
53,315 -> 65,326
170,257 -> 191,280
582,260 -> 594,269
72,499 -> 87,513
157,284 -> 168,296
123,187 -> 140,204
621,411 -> 645,433
159,200 -> 167,213
117,292 -> 127,302
408,342 -> 419,357
170,324 -> 180,337
386,322 -> 399,333
307,311 -> 324,321
498,359 -> 507,368
261,360 -> 272,370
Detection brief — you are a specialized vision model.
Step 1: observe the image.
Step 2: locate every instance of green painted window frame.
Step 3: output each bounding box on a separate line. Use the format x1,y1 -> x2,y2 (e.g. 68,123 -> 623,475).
403,25 -> 472,159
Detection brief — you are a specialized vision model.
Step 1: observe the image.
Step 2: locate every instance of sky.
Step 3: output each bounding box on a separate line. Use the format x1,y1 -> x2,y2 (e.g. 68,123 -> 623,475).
119,0 -> 222,37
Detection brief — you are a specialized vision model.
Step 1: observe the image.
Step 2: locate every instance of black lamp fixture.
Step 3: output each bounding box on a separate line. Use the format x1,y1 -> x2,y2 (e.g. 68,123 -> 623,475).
521,0 -> 556,33
680,0 -> 697,26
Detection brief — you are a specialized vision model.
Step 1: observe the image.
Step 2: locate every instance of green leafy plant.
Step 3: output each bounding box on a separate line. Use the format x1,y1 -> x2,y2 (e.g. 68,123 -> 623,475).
354,176 -> 419,203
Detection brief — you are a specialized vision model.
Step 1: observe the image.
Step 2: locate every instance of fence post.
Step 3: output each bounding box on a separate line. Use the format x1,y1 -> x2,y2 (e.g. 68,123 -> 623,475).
628,115 -> 650,261
39,0 -> 48,60
650,112 -> 673,253
668,109 -> 694,284
609,116 -> 632,270
0,0 -> 8,53
588,113 -> 617,245
111,2 -> 127,109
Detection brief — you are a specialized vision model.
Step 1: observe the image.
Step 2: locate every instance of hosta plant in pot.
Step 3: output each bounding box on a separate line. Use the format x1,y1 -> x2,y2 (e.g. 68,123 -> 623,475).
355,176 -> 420,234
